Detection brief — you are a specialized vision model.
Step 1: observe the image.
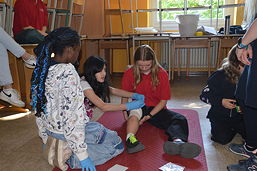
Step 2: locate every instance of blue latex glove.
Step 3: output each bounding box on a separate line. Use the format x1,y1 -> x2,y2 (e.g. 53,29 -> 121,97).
126,99 -> 145,111
131,93 -> 145,100
80,157 -> 96,171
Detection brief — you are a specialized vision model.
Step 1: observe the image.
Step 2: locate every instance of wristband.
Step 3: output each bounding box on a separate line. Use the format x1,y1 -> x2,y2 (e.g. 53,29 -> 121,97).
237,37 -> 248,49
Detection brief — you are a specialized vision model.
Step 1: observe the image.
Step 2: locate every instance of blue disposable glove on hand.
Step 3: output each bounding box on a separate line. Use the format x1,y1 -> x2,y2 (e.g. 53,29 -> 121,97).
80,157 -> 96,171
126,99 -> 145,111
131,93 -> 145,101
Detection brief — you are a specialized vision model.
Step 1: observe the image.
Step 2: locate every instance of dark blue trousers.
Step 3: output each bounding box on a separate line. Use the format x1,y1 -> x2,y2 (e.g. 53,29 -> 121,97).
235,39 -> 257,149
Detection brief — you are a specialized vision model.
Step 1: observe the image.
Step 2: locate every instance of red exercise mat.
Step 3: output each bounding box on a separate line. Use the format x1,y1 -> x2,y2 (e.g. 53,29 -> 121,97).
53,109 -> 208,171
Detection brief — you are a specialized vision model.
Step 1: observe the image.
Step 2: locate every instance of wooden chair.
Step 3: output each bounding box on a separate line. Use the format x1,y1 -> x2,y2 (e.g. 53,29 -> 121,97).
8,52 -> 21,93
99,38 -> 131,74
104,0 -> 133,36
0,0 -> 13,34
9,44 -> 37,108
216,38 -> 238,68
171,38 -> 211,80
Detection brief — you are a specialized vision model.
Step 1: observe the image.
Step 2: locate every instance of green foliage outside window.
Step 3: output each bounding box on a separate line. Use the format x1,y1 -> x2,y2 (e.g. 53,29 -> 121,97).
160,0 -> 224,20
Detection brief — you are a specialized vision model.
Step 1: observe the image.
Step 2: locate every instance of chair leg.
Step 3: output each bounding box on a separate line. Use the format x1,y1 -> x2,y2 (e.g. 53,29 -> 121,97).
186,49 -> 190,79
178,49 -> 181,80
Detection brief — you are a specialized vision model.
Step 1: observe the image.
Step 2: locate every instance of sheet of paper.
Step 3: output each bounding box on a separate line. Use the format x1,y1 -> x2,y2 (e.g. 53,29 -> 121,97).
159,162 -> 185,171
108,164 -> 128,171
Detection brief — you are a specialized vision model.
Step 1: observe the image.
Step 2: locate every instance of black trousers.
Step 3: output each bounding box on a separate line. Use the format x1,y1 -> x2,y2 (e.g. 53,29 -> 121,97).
142,106 -> 189,142
237,99 -> 257,149
210,116 -> 246,145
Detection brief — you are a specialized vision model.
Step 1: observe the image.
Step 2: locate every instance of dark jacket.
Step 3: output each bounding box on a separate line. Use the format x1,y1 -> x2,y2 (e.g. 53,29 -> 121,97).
200,69 -> 241,121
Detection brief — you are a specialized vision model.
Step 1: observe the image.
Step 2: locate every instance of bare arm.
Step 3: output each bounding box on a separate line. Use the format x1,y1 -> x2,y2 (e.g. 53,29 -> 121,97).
149,100 -> 167,115
84,89 -> 127,112
242,19 -> 257,46
110,86 -> 133,98
236,19 -> 257,64
139,100 -> 167,125
23,26 -> 48,36
40,26 -> 47,36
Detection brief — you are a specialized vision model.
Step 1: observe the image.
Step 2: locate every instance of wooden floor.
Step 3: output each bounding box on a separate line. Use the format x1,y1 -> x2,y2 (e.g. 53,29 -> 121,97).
0,75 -> 246,171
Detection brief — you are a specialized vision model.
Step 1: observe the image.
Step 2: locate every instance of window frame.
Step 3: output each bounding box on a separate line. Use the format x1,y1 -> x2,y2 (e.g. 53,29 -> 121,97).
148,0 -> 245,32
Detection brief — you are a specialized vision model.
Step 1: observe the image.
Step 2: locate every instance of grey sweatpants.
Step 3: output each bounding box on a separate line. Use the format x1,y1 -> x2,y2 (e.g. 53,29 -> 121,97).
0,26 -> 25,86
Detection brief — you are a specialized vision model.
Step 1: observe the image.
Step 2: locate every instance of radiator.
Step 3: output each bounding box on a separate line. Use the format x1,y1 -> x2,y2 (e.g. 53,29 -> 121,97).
157,40 -> 219,71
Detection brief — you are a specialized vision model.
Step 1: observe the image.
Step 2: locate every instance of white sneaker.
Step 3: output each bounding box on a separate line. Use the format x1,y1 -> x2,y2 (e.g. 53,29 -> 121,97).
23,55 -> 36,68
0,88 -> 25,107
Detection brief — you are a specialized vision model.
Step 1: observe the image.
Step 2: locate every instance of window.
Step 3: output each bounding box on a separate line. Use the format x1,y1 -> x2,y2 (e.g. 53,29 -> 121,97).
149,0 -> 245,32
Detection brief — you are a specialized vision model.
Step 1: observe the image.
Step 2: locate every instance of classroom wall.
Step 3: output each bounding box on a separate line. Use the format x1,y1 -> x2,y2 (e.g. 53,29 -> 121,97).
80,0 -> 244,73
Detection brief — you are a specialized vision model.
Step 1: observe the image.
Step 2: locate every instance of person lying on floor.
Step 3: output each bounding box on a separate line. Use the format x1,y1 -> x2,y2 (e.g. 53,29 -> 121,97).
80,55 -> 145,120
31,27 -> 127,171
200,44 -> 246,145
121,44 -> 201,158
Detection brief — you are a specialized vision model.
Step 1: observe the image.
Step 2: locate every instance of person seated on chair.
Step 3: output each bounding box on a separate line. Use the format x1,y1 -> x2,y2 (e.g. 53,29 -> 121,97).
31,27 -> 128,171
80,55 -> 145,120
13,0 -> 48,44
121,44 -> 201,158
0,26 -> 36,107
200,45 -> 246,145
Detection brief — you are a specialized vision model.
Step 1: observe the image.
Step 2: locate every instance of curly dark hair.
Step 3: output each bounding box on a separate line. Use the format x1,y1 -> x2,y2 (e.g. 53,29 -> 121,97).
222,44 -> 245,84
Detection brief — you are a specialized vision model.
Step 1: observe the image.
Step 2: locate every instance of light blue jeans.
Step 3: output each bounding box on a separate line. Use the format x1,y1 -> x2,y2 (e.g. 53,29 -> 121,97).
0,26 -> 25,86
46,122 -> 124,168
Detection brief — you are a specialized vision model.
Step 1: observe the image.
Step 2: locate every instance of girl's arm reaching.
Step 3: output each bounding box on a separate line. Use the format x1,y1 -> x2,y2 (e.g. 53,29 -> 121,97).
84,89 -> 144,112
139,100 -> 167,125
84,89 -> 127,112
109,86 -> 133,98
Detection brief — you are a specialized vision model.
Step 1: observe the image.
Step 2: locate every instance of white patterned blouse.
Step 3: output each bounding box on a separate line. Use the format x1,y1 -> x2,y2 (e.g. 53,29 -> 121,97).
36,63 -> 90,161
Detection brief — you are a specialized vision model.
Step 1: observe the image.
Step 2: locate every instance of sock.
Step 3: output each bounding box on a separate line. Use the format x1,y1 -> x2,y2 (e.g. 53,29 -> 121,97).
126,133 -> 134,140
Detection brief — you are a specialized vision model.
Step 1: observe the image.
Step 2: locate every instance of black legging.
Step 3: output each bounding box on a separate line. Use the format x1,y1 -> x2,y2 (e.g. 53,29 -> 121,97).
142,106 -> 189,142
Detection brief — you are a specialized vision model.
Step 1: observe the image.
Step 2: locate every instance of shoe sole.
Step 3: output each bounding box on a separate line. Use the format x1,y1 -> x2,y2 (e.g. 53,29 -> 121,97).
163,141 -> 202,158
0,96 -> 25,107
126,143 -> 145,154
24,62 -> 35,69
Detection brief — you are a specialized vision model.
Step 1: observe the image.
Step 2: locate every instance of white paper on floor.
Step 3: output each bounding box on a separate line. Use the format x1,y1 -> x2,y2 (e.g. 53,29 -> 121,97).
108,164 -> 128,171
159,162 -> 185,171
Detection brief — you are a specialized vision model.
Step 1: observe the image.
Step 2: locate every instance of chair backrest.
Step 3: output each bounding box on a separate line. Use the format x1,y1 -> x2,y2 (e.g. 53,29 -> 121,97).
173,38 -> 210,48
217,38 -> 238,68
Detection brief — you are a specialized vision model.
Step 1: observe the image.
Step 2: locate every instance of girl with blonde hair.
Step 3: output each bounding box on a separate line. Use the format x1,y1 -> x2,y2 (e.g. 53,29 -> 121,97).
121,45 -> 201,158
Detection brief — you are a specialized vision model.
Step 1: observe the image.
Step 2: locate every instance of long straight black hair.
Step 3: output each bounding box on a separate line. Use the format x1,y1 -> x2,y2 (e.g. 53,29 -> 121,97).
82,56 -> 110,105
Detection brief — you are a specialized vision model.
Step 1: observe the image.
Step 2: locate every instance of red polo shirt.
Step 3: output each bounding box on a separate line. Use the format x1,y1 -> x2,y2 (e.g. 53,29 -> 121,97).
13,0 -> 48,36
122,67 -> 171,107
